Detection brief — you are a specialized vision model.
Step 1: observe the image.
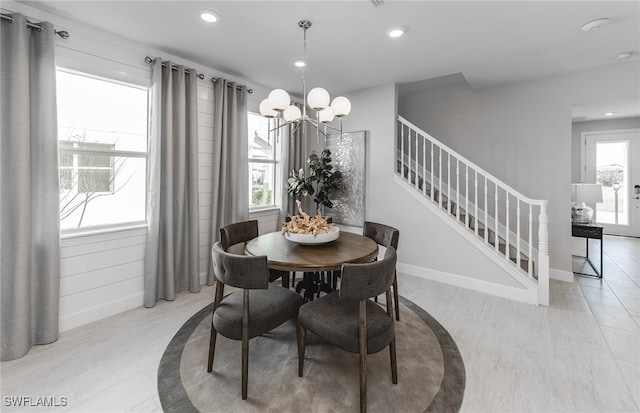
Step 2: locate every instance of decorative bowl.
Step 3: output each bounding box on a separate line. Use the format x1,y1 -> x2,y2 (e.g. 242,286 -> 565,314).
284,226 -> 340,245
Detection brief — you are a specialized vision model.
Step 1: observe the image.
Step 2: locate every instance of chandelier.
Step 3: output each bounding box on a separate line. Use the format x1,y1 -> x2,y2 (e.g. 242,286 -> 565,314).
259,20 -> 351,143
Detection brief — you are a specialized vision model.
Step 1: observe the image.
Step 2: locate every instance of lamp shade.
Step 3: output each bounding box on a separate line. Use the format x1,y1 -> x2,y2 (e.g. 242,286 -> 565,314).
268,89 -> 290,111
259,99 -> 277,118
318,107 -> 335,124
283,105 -> 302,123
307,87 -> 330,110
572,183 -> 603,203
331,96 -> 351,117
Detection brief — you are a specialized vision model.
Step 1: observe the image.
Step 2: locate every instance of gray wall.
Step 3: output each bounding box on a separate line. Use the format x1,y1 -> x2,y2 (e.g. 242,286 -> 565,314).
571,117 -> 640,182
396,60 -> 640,273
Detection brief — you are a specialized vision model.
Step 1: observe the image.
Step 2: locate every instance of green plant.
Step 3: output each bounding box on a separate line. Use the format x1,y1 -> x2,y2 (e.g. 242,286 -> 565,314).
286,168 -> 314,200
286,149 -> 343,209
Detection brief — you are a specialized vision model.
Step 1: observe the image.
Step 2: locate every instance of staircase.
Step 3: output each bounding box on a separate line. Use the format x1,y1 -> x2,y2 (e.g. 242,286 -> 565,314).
396,116 -> 549,305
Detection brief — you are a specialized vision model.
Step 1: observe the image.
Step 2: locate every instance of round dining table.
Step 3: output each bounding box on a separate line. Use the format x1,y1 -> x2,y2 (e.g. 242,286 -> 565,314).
245,230 -> 379,272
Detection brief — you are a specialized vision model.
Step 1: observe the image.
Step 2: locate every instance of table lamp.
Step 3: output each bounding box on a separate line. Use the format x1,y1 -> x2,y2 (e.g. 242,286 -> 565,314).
571,183 -> 603,224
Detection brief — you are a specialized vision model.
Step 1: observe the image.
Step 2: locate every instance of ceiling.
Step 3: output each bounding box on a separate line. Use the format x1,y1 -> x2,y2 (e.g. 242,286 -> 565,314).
13,1 -> 640,120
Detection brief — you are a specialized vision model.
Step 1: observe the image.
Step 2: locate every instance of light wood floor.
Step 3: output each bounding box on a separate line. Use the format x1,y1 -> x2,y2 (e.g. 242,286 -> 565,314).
1,236 -> 639,412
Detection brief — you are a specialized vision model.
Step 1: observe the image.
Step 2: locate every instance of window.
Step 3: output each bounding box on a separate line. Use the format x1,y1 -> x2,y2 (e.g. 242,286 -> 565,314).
56,70 -> 148,231
248,112 -> 281,209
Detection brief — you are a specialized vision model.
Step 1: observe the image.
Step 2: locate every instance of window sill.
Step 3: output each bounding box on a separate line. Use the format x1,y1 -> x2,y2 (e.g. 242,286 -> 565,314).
61,222 -> 148,240
250,206 -> 280,212
249,207 -> 281,216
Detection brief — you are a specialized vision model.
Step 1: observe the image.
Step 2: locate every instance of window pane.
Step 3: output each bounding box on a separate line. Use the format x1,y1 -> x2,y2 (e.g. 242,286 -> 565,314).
250,162 -> 275,208
78,169 -> 112,193
60,169 -> 73,190
57,71 -> 147,153
248,114 -> 274,161
60,157 -> 146,230
60,152 -> 73,167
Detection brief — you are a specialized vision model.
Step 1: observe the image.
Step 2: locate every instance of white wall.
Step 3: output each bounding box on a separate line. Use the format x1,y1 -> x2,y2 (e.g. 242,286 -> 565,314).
397,61 -> 640,275
571,117 -> 640,182
7,1 -> 271,331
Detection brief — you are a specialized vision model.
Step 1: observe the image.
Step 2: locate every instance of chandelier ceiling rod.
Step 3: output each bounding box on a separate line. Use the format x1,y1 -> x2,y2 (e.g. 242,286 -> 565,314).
300,19 -> 310,120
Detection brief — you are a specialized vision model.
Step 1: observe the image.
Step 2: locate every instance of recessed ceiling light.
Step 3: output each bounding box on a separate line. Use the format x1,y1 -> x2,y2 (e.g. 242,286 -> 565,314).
293,60 -> 306,68
616,51 -> 633,61
581,18 -> 610,32
604,112 -> 615,116
387,28 -> 404,38
200,10 -> 220,23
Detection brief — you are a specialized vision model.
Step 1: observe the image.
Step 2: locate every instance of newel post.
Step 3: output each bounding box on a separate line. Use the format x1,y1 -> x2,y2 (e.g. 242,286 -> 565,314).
537,202 -> 550,306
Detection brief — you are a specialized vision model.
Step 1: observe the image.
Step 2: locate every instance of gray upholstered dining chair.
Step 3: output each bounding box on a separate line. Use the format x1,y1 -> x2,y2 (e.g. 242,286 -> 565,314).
219,219 -> 290,288
296,247 -> 398,413
208,242 -> 303,400
363,221 -> 401,321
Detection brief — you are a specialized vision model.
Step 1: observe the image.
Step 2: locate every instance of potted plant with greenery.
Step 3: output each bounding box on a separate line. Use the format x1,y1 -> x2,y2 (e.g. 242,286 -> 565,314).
286,149 -> 343,212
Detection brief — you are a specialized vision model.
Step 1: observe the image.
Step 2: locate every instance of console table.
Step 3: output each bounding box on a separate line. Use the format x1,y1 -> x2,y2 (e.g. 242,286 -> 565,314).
572,222 -> 603,278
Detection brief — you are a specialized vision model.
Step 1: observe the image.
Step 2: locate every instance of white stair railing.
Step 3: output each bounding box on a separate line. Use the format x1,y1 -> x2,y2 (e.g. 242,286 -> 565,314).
397,115 -> 549,305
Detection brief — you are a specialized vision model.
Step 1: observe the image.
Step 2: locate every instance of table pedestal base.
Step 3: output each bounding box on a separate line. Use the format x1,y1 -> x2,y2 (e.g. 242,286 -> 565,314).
295,272 -> 333,302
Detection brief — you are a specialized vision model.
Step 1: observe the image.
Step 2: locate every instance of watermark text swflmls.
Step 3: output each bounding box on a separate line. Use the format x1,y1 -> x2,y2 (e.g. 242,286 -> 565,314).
3,396 -> 68,407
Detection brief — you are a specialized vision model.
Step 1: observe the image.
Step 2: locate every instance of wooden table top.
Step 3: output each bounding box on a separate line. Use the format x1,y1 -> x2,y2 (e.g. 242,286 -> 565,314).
245,231 -> 379,272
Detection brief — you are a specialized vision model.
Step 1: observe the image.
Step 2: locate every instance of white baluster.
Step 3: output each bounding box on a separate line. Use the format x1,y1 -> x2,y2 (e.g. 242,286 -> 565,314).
528,204 -> 533,278
465,164 -> 469,228
400,123 -> 405,180
414,131 -> 419,190
494,185 -> 499,253
439,147 -> 443,208
474,169 -> 478,236
505,191 -> 510,262
456,158 -> 460,219
516,200 -> 521,270
422,134 -> 427,196
538,202 -> 550,306
484,179 -> 488,244
430,141 -> 434,200
447,152 -> 451,214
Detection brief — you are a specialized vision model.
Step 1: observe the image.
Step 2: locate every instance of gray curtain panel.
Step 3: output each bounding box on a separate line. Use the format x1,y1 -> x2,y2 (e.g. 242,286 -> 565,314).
144,59 -> 200,308
0,14 -> 61,361
281,102 -> 306,220
206,79 -> 249,285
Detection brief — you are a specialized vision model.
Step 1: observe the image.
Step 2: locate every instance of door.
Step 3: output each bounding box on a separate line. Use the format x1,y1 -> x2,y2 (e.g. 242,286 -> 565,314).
584,129 -> 640,237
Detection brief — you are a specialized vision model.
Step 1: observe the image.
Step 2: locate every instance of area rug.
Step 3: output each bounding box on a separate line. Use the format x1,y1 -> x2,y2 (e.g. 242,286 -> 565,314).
158,296 -> 465,413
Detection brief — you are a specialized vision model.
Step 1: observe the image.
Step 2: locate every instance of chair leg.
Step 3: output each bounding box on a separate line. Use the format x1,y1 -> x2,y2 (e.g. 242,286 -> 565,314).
389,337 -> 398,384
207,324 -> 217,372
393,271 -> 400,321
359,300 -> 367,413
296,323 -> 306,377
242,290 -> 249,400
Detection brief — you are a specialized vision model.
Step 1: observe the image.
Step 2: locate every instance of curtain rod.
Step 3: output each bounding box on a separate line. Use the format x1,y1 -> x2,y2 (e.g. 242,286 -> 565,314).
145,56 -> 205,79
0,12 -> 70,39
144,56 -> 252,93
211,78 -> 253,94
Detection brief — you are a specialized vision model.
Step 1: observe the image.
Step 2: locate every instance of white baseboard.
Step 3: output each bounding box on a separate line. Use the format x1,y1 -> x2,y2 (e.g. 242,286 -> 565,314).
550,268 -> 574,283
59,292 -> 143,332
397,262 -> 538,305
